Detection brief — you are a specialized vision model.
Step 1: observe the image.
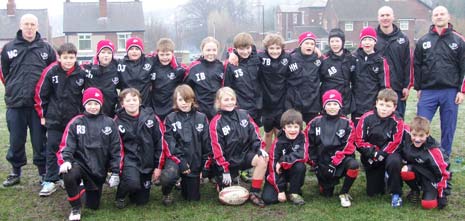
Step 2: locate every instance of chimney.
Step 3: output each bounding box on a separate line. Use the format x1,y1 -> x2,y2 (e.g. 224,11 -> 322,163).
99,0 -> 107,18
7,0 -> 16,16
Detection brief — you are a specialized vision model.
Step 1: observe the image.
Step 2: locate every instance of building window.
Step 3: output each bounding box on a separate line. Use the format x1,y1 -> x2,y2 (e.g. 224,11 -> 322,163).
117,32 -> 132,51
363,21 -> 369,28
345,22 -> 353,31
344,41 -> 354,48
78,33 -> 91,51
399,20 -> 409,31
277,13 -> 281,25
301,11 -> 305,25
287,31 -> 292,40
293,13 -> 298,24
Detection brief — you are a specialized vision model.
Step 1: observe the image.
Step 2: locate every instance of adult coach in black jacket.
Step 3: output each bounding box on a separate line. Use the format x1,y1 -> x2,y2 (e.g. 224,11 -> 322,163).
1,14 -> 56,187
376,6 -> 412,118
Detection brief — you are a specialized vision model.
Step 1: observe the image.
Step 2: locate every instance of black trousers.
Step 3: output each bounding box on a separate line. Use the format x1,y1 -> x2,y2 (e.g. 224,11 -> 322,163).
404,171 -> 438,201
317,157 -> 359,197
161,159 -> 201,201
116,166 -> 152,205
262,162 -> 306,204
44,129 -> 63,182
63,164 -> 104,210
362,152 -> 402,196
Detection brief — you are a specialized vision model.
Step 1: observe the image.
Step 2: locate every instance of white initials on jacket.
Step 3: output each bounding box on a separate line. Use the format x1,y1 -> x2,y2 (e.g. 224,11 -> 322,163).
84,69 -> 93,79
289,63 -> 298,72
422,41 -> 431,50
222,125 -> 231,136
117,64 -> 126,72
7,49 -> 18,59
262,58 -> 271,66
77,125 -> 86,134
52,75 -> 59,84
171,121 -> 182,132
195,72 -> 206,81
234,69 -> 244,78
315,127 -> 321,136
328,66 -> 337,76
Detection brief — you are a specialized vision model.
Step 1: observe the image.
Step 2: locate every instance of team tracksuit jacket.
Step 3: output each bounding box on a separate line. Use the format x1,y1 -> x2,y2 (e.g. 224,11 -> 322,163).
184,57 -> 224,120
286,49 -> 321,115
320,49 -> 356,115
117,55 -> 154,107
352,48 -> 391,116
34,62 -> 85,130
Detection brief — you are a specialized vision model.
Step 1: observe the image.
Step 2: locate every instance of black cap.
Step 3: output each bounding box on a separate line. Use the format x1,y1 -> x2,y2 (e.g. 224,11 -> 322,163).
328,28 -> 345,45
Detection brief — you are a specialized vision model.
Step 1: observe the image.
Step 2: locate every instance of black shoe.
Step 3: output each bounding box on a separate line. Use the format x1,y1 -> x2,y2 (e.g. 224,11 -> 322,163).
406,190 -> 420,204
115,198 -> 126,209
249,192 -> 265,208
162,194 -> 173,206
3,174 -> 20,187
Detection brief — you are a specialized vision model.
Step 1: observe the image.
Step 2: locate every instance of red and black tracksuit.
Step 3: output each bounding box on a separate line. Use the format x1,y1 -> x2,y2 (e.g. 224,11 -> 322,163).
352,48 -> 390,125
57,112 -> 123,210
306,114 -> 359,197
258,51 -> 293,132
150,56 -> 185,120
210,109 -> 265,191
400,132 -> 450,209
320,49 -> 356,115
1,30 -> 57,176
262,131 -> 308,204
161,109 -> 212,200
286,49 -> 321,122
82,60 -> 121,117
34,61 -> 85,182
114,106 -> 165,205
355,109 -> 404,196
376,24 -> 412,118
184,57 -> 224,120
117,55 -> 154,107
224,49 -> 263,126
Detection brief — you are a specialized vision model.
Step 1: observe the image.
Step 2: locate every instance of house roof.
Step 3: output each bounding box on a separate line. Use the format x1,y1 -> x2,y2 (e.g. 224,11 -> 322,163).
328,0 -> 432,21
63,1 -> 145,33
294,26 -> 329,39
0,9 -> 50,40
278,5 -> 300,13
299,0 -> 328,8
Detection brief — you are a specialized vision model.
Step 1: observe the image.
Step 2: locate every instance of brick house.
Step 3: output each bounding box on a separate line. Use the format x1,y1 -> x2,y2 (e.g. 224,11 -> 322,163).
323,0 -> 432,49
0,0 -> 51,49
63,0 -> 144,61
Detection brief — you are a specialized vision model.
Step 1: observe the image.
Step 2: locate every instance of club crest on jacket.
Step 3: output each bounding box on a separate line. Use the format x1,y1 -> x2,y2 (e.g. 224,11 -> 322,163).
196,123 -> 204,132
102,126 -> 112,135
145,119 -> 154,128
240,119 -> 248,128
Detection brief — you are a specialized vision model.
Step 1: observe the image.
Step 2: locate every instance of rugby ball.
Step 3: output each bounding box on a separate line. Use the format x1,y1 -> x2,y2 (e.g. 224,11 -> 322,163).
219,186 -> 249,205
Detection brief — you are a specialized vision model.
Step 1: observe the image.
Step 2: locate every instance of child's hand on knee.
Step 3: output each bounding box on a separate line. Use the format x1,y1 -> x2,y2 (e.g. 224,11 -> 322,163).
278,192 -> 287,202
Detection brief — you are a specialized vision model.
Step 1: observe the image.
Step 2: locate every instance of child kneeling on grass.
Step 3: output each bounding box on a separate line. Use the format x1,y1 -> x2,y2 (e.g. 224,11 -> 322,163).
262,109 -> 308,205
306,89 -> 359,207
209,87 -> 268,207
57,87 -> 122,221
400,116 -> 450,210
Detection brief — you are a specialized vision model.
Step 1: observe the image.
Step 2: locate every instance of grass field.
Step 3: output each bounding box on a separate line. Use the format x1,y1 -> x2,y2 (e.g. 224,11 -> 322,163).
0,85 -> 464,221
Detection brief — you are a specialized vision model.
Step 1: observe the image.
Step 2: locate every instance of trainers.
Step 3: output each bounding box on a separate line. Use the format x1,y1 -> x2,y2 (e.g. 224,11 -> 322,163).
406,190 -> 420,204
249,192 -> 265,208
391,194 -> 403,208
115,198 -> 126,209
162,194 -> 173,206
288,194 -> 305,205
39,181 -> 58,196
2,174 -> 20,187
339,193 -> 352,208
69,207 -> 81,221
174,179 -> 182,190
56,179 -> 65,189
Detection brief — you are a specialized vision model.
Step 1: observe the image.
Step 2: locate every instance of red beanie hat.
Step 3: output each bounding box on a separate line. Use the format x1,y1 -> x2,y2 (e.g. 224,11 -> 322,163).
93,39 -> 115,64
126,37 -> 144,52
322,89 -> 343,107
82,87 -> 104,106
298,32 -> 317,46
359,26 -> 377,42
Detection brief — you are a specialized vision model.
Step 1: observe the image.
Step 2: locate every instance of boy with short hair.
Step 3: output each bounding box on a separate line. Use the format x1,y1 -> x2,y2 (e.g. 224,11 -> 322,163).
259,34 -> 297,150
287,32 -> 321,123
82,39 -> 121,117
262,109 -> 308,205
400,116 -> 450,210
150,38 -> 185,120
118,37 -> 154,107
352,26 -> 391,126
306,90 -> 359,207
58,87 -> 122,221
355,88 -> 404,207
224,32 -> 262,126
34,42 -> 85,196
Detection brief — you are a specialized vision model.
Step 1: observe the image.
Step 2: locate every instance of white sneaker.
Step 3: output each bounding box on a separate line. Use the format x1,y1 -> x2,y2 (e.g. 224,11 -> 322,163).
339,193 -> 352,208
56,179 -> 65,189
69,208 -> 81,221
39,181 -> 57,196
